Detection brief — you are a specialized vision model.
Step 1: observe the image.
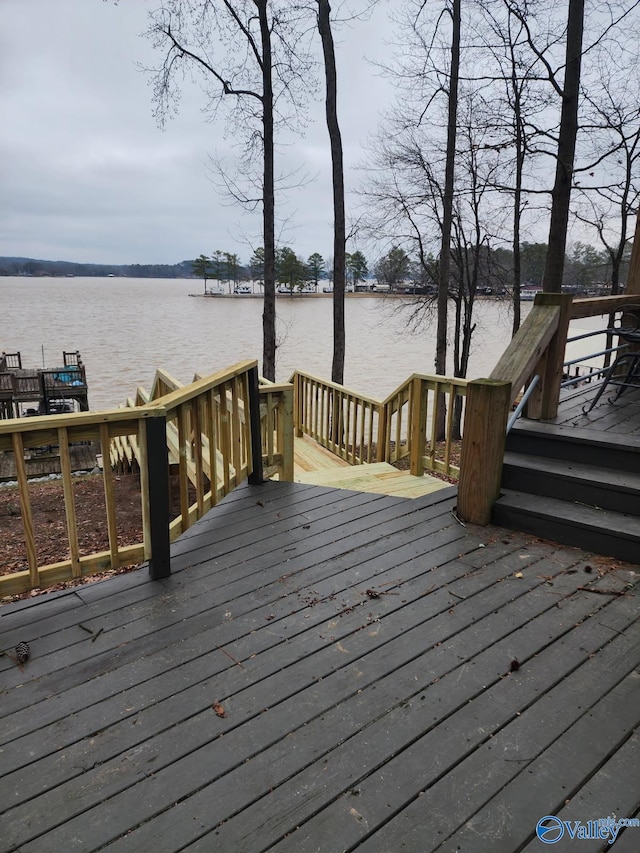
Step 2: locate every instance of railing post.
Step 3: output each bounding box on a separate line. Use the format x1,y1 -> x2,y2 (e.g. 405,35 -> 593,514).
293,371 -> 304,437
248,365 -> 264,485
376,403 -> 387,462
457,379 -> 511,526
280,386 -> 295,481
143,412 -> 171,580
409,377 -> 426,476
525,293 -> 573,420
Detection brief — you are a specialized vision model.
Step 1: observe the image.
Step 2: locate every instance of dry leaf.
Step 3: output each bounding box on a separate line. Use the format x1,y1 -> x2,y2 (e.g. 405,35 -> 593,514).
212,702 -> 227,718
514,571 -> 523,578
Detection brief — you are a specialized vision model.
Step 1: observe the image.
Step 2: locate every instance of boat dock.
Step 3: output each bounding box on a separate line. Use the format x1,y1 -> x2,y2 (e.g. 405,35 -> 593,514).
0,350 -> 89,420
0,350 -> 94,479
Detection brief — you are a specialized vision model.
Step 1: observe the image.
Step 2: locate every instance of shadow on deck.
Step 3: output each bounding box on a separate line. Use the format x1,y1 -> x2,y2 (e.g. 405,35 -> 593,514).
1,478 -> 639,852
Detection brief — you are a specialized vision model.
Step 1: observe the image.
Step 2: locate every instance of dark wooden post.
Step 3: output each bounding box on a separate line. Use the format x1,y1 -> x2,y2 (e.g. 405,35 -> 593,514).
525,293 -> 573,420
625,210 -> 640,297
457,379 -> 511,525
145,413 -> 171,580
248,365 -> 264,485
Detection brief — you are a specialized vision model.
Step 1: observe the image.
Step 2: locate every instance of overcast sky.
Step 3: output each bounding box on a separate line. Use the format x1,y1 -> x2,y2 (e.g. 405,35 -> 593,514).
1,0 -> 394,266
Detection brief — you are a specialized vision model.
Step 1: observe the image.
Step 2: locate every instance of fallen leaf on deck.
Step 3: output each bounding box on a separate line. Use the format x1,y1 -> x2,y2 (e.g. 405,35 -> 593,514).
212,702 -> 227,718
514,572 -> 523,578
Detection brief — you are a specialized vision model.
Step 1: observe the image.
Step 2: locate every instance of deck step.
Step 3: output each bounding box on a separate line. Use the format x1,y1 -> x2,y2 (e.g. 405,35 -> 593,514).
507,421 -> 640,473
295,461 -> 451,499
502,452 -> 640,517
493,490 -> 640,563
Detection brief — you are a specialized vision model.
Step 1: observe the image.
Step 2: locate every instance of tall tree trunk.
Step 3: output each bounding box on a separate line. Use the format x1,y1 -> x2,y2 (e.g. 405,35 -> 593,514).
511,67 -> 524,334
436,0 -> 460,377
541,0 -> 585,293
258,0 -> 277,381
434,0 -> 460,440
317,0 -> 346,385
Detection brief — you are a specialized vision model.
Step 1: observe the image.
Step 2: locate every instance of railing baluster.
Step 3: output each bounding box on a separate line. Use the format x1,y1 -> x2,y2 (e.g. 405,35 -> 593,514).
11,431 -> 39,589
230,377 -> 242,476
192,396 -> 205,516
177,405 -> 190,528
58,426 -> 81,578
99,422 -> 119,566
207,388 -> 218,503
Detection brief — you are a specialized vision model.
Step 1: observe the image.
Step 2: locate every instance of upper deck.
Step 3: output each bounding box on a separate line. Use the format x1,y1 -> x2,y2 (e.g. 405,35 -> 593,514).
1,478 -> 638,852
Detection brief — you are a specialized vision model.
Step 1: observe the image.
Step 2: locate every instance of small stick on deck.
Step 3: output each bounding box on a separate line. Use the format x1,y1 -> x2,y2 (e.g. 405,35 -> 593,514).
577,586 -> 626,596
216,644 -> 245,669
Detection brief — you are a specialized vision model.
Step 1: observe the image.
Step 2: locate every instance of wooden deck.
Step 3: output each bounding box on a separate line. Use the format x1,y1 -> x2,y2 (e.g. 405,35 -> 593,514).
1,479 -> 639,852
555,380 -> 640,440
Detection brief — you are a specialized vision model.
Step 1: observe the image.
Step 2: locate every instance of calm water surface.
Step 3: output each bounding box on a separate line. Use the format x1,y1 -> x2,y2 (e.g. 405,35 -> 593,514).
1,277 -> 528,411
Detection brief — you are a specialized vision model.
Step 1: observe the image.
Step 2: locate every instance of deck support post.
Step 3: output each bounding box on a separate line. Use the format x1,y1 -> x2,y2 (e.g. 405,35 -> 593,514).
280,386 -> 295,481
457,379 -> 511,525
409,377 -> 427,476
376,403 -> 387,462
526,293 -> 574,420
144,413 -> 171,580
248,365 -> 264,485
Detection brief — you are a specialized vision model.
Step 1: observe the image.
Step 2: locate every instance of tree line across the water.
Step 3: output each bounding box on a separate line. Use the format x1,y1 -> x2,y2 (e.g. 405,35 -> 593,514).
192,249 -> 369,293
0,257 -> 195,279
193,240 -> 632,296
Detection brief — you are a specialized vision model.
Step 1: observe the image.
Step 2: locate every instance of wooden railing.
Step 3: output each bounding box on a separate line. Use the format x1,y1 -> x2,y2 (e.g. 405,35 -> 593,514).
292,371 -> 384,465
0,360 -> 267,597
5,290 -> 638,598
259,380 -> 294,481
457,291 -> 640,526
291,370 -> 467,480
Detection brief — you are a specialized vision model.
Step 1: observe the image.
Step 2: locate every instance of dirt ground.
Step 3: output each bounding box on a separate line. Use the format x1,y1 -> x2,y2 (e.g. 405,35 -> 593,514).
0,473 -> 146,603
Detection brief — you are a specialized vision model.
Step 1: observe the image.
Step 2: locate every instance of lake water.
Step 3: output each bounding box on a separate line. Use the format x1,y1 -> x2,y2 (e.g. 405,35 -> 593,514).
1,277 -> 531,411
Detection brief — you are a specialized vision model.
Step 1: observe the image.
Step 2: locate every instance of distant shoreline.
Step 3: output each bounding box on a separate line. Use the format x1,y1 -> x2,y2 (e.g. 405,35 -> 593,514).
190,291 -> 413,299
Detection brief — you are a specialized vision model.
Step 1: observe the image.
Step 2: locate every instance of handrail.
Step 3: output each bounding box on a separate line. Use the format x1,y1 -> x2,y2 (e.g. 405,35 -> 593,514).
507,375 -> 539,433
291,369 -> 467,479
457,291 -> 640,526
0,360 -> 267,597
570,294 -> 640,320
490,301 -> 561,407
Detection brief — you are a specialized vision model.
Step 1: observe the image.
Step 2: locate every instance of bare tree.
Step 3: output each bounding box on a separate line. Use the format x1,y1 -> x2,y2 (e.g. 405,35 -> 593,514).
477,1 -> 554,333
316,0 -> 346,383
145,1 -> 311,380
540,0 -> 585,292
573,58 -> 640,297
436,0 -> 460,378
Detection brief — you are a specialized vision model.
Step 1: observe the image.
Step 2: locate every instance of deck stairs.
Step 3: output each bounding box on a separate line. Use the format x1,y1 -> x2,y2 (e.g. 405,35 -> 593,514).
293,434 -> 451,500
493,420 -> 640,563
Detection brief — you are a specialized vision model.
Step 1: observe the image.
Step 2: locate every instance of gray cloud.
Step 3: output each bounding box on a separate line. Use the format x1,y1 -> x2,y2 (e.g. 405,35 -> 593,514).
1,0 -> 391,266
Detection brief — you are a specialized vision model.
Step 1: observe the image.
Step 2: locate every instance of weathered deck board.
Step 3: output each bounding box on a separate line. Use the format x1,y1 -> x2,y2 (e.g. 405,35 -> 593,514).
556,382 -> 640,438
0,480 -> 638,852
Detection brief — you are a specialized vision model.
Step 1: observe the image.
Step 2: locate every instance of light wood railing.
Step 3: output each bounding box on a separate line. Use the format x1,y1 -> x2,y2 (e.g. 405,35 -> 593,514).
0,360 -> 266,597
457,290 -> 640,525
259,380 -> 294,481
291,370 -> 467,480
6,291 -> 638,598
292,371 -> 384,465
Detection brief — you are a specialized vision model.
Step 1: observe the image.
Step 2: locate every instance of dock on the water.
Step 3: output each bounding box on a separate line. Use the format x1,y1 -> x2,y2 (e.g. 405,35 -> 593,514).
0,350 -> 89,420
